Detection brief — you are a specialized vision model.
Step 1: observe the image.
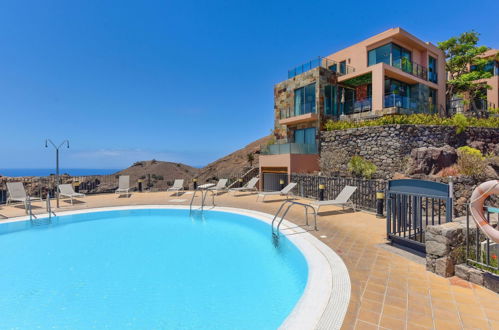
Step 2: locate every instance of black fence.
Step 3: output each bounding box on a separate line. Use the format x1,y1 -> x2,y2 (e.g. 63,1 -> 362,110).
290,174 -> 386,212
386,179 -> 453,254
466,205 -> 499,273
263,173 -> 289,192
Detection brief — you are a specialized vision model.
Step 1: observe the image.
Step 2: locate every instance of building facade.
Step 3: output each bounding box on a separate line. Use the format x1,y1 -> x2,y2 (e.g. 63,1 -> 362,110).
259,28 -> 447,190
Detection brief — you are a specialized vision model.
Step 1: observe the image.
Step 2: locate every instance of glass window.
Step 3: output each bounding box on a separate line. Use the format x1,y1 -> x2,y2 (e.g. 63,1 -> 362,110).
428,56 -> 438,83
324,85 -> 338,116
339,61 -> 346,74
329,63 -> 337,72
294,83 -> 316,116
368,43 -> 391,66
429,88 -> 437,113
294,128 -> 316,145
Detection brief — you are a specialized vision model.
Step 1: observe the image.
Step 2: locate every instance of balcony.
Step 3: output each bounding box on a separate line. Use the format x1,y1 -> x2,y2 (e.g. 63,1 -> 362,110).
279,107 -> 318,125
391,58 -> 428,81
384,94 -> 437,114
342,98 -> 373,115
260,143 -> 318,155
287,57 -> 355,79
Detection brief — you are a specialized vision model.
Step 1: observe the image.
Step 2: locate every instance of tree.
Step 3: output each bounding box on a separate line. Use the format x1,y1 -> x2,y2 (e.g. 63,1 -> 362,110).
246,152 -> 255,167
438,31 -> 494,114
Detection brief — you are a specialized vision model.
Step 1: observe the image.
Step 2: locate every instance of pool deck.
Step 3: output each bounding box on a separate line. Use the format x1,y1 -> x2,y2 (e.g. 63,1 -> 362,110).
1,191 -> 499,329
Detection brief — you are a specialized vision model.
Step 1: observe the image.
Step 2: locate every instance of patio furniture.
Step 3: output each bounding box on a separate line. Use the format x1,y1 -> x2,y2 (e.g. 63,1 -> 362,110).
208,179 -> 228,195
58,184 -> 86,205
167,179 -> 185,196
257,182 -> 297,202
115,175 -> 131,197
6,182 -> 42,211
229,177 -> 259,195
309,186 -> 357,213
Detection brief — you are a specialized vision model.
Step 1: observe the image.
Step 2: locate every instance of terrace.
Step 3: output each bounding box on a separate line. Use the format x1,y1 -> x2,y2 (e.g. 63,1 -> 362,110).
287,56 -> 355,79
1,186 -> 498,329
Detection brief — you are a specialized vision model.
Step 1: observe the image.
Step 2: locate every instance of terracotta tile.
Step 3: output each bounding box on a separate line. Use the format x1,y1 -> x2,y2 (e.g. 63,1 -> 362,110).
382,304 -> 406,320
406,323 -> 432,330
380,315 -> 406,329
357,307 -> 381,325
354,320 -> 379,330
407,312 -> 433,327
457,304 -> 486,318
360,298 -> 384,313
363,289 -> 385,302
384,295 -> 407,308
459,313 -> 490,329
434,318 -> 462,329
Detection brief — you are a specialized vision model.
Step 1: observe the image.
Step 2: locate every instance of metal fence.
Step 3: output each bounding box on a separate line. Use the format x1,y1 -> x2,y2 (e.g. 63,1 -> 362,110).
466,205 -> 499,273
290,174 -> 386,212
386,179 -> 453,254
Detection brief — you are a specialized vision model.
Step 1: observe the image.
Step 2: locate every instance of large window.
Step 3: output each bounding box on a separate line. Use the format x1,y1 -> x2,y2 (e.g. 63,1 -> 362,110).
368,43 -> 391,66
294,127 -> 316,145
324,85 -> 338,117
429,88 -> 437,113
428,56 -> 438,83
294,83 -> 316,116
339,61 -> 347,74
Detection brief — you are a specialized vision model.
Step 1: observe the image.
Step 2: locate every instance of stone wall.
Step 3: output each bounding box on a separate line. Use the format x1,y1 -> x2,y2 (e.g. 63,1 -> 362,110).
320,125 -> 499,180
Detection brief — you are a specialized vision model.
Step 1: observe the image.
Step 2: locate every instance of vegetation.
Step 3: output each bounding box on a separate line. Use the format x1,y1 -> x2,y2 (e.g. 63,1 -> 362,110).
247,152 -> 255,167
456,146 -> 488,177
348,156 -> 377,179
323,114 -> 499,133
319,149 -> 349,176
438,31 -> 495,112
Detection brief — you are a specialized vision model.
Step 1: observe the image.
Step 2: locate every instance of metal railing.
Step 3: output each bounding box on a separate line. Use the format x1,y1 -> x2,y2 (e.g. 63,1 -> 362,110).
466,205 -> 499,273
287,56 -> 355,79
260,143 -> 318,155
271,200 -> 318,245
290,174 -> 386,212
391,58 -> 428,81
279,106 -> 317,119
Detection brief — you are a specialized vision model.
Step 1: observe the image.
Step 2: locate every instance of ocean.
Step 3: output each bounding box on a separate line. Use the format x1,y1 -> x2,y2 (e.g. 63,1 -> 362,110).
0,168 -> 121,177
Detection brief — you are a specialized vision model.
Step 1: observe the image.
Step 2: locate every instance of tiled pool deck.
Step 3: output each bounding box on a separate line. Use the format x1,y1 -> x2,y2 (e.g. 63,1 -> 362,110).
2,191 -> 499,329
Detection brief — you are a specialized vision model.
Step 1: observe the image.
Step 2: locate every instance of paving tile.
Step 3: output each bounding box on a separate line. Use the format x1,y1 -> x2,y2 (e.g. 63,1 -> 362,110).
379,315 -> 406,329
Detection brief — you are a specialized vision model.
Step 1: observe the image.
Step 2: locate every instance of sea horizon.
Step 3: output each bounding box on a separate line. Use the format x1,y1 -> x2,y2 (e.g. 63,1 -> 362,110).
0,168 -> 121,177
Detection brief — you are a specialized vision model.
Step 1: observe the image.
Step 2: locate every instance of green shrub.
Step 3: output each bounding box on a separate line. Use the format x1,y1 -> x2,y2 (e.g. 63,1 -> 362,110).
347,156 -> 377,179
457,146 -> 487,177
323,114 -> 499,133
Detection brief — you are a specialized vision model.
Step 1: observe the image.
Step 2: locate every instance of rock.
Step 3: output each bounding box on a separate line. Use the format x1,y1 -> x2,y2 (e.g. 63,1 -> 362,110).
435,256 -> 454,277
455,264 -> 470,281
426,241 -> 449,257
483,273 -> 499,293
406,145 -> 457,175
469,268 -> 485,286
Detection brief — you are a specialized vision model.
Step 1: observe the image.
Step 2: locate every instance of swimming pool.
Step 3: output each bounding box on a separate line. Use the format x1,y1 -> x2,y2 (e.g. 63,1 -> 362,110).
0,207 -> 314,329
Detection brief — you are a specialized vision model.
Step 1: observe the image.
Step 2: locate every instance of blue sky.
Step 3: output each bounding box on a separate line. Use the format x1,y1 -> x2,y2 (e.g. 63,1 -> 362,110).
0,0 -> 498,169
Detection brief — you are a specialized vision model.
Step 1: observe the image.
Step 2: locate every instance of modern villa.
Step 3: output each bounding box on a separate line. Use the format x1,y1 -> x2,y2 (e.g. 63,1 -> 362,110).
473,49 -> 499,109
259,27 -> 447,190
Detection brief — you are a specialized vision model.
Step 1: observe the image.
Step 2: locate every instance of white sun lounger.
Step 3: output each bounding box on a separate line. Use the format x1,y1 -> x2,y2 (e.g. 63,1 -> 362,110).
115,175 -> 131,197
310,185 -> 357,213
6,182 -> 42,211
257,182 -> 297,202
58,184 -> 86,205
229,177 -> 259,195
167,179 -> 185,196
207,179 -> 228,195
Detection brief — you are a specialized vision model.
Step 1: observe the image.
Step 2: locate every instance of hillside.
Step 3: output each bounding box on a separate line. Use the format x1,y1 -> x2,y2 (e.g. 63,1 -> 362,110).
196,136 -> 271,183
116,160 -> 199,190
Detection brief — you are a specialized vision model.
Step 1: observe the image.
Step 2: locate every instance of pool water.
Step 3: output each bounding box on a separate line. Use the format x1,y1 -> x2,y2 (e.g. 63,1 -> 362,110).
0,209 -> 308,329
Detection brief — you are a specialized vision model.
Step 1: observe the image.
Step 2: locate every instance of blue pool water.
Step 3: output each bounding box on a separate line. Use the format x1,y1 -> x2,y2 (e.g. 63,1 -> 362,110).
0,209 -> 308,329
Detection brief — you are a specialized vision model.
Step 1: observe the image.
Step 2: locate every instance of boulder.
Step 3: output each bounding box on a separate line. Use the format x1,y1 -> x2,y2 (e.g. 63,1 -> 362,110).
406,145 -> 457,175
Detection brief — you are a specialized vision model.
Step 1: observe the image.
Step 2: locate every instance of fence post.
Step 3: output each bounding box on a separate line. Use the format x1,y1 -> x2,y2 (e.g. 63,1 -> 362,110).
446,176 -> 454,222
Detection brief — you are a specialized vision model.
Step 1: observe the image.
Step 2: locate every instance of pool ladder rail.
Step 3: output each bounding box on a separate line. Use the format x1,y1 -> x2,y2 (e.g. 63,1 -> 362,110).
27,193 -> 56,224
189,186 -> 216,214
271,200 -> 318,242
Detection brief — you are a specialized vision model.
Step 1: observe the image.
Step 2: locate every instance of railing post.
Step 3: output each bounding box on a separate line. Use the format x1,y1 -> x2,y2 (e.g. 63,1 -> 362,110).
446,177 -> 454,222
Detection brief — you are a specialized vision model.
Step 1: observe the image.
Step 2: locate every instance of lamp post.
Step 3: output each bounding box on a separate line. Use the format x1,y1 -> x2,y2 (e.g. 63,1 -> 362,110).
45,139 -> 69,208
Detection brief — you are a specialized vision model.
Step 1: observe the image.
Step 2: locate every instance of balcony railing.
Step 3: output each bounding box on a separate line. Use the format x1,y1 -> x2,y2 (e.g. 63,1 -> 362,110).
391,58 -> 428,81
280,106 -> 316,119
260,143 -> 318,155
288,57 -> 355,79
384,93 -> 438,114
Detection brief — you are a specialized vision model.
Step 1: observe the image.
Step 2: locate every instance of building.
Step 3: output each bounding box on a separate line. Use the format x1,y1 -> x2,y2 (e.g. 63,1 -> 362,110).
259,28 -> 447,190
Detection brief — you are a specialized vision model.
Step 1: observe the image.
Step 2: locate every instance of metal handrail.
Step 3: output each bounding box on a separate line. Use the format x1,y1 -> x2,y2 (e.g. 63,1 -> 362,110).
271,200 -> 317,239
27,198 -> 37,221
189,187 -> 216,214
46,193 -> 56,218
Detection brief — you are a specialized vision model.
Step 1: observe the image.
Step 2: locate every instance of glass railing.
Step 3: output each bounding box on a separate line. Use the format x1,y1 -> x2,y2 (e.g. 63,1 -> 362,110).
384,94 -> 418,109
260,143 -> 318,155
288,57 -> 355,79
280,105 -> 316,119
391,58 -> 428,81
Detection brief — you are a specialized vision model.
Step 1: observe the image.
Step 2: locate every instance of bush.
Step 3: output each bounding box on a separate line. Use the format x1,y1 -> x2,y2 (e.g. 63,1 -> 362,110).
323,114 -> 499,134
347,156 -> 377,179
457,146 -> 487,177
319,149 -> 349,176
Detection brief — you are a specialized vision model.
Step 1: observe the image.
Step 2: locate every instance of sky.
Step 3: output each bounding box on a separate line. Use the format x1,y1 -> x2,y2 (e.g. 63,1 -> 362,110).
0,0 -> 498,169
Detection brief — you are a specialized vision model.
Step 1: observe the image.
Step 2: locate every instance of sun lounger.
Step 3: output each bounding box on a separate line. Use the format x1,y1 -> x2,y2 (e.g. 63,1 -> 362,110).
257,182 -> 297,202
115,175 -> 131,197
309,186 -> 357,213
58,184 -> 86,205
207,179 -> 228,195
229,177 -> 259,195
167,179 -> 185,196
6,182 -> 42,211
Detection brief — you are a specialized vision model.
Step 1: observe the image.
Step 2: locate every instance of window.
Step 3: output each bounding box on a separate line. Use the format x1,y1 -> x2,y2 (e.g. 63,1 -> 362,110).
429,88 -> 437,113
324,85 -> 338,116
340,61 -> 346,74
328,63 -> 337,72
428,56 -> 438,83
294,83 -> 316,116
294,127 -> 316,145
368,43 -> 392,66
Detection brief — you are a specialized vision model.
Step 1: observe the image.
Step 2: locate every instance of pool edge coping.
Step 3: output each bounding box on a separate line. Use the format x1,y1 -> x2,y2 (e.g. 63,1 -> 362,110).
2,205 -> 351,329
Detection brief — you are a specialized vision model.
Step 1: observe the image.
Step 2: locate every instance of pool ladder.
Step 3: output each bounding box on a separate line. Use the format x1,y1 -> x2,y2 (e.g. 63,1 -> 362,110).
271,200 -> 318,242
189,188 -> 216,214
27,193 -> 56,224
